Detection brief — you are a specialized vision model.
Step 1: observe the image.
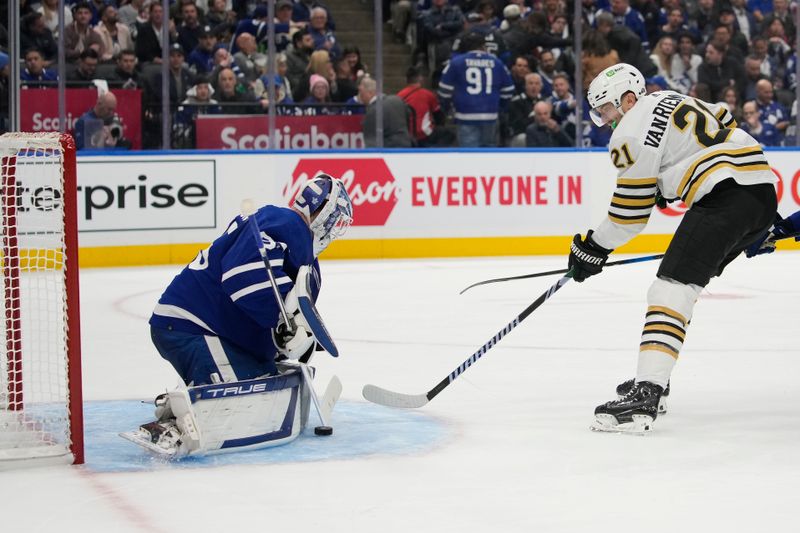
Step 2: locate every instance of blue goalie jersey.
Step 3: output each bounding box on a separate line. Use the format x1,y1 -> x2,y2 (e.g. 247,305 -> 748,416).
437,50 -> 514,124
149,206 -> 320,358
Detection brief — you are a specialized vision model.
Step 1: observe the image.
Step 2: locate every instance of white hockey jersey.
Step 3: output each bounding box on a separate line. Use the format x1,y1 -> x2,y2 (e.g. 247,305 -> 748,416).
592,90 -> 777,251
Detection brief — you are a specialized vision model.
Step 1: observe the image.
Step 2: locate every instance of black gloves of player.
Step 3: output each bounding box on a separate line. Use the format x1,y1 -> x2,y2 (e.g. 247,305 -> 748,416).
655,188 -> 669,209
568,231 -> 611,282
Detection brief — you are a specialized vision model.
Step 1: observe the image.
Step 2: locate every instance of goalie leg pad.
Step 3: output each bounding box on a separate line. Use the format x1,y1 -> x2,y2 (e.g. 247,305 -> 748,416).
121,369 -> 309,458
168,388 -> 202,454
185,369 -> 308,455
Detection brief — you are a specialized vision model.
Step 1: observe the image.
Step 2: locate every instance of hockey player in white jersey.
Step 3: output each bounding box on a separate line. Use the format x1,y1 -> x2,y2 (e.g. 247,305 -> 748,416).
568,63 -> 777,433
121,174 -> 352,456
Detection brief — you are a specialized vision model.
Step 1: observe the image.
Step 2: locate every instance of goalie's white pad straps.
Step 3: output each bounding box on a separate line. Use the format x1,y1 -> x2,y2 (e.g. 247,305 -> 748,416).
204,335 -> 238,383
168,388 -> 202,454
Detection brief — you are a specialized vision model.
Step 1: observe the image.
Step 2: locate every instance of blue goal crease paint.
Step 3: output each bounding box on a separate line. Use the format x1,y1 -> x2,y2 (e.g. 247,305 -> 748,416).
84,400 -> 447,473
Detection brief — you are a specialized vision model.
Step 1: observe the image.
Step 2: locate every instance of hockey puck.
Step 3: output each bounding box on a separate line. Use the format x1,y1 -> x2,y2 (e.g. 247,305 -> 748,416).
314,425 -> 333,436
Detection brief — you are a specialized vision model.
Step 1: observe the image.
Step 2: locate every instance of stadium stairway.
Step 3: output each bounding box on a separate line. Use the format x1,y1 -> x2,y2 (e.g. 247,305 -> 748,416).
332,0 -> 412,93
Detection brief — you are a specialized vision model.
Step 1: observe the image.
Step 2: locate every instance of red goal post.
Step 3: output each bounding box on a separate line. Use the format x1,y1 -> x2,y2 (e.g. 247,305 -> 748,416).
0,132 -> 83,466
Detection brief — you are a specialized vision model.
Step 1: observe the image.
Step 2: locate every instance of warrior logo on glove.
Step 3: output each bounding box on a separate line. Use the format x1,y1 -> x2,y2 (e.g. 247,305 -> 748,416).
568,231 -> 611,282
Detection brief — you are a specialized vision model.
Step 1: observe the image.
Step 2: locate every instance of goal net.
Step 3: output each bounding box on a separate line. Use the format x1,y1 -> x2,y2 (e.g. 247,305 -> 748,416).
0,132 -> 83,466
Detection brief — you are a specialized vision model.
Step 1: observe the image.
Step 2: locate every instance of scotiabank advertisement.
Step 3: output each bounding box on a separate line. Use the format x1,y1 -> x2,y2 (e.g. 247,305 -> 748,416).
195,115 -> 365,150
20,88 -> 143,149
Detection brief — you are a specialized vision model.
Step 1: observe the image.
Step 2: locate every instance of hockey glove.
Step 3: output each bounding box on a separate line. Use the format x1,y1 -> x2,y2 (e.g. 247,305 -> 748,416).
272,323 -> 315,360
271,286 -> 317,360
745,230 -> 777,257
568,231 -> 611,282
654,188 -> 677,209
745,212 -> 800,258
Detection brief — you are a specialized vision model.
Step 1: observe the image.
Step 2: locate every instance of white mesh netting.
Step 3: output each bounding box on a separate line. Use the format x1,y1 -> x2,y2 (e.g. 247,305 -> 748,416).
0,133 -> 74,462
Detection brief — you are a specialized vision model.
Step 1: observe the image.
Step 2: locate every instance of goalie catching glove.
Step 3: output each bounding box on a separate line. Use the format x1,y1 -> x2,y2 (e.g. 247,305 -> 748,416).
272,285 -> 317,360
568,230 -> 612,282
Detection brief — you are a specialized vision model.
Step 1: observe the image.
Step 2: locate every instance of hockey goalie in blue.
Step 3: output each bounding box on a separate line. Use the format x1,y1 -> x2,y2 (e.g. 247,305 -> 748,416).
121,174 -> 353,458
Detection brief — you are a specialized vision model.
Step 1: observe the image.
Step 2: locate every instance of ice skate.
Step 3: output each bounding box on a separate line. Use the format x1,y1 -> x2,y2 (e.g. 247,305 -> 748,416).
616,378 -> 670,414
120,420 -> 185,457
591,381 -> 663,434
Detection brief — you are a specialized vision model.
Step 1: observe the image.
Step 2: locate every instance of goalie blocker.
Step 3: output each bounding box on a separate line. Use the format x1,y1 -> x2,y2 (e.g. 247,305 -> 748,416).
121,365 -> 342,457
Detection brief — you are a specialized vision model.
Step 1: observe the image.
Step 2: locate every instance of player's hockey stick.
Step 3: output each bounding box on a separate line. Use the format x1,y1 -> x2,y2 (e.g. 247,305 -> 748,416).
461,229 -> 800,295
460,254 -> 665,294
362,273 -> 573,408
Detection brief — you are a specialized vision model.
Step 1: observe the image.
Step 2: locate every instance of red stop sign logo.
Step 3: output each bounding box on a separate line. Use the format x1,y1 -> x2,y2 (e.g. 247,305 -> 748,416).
286,158 -> 399,226
658,201 -> 688,217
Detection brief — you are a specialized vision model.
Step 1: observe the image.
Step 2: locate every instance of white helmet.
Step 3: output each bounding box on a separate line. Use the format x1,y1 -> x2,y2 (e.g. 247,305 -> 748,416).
293,174 -> 353,257
587,63 -> 646,127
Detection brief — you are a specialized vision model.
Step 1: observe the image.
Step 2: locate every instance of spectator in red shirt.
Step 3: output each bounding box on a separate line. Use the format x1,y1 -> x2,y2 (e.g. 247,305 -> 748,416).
397,66 -> 452,147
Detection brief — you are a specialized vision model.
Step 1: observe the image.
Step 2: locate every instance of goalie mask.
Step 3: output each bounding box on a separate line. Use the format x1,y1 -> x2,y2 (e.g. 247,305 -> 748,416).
587,63 -> 646,127
293,174 -> 354,256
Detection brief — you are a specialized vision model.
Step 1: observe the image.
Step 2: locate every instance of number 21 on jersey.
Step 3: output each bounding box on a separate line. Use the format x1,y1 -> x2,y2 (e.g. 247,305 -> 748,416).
611,143 -> 635,169
672,102 -> 733,148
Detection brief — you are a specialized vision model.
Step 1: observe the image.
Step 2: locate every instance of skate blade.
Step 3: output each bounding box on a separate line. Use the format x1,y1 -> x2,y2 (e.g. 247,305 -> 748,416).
119,430 -> 179,458
590,414 -> 654,435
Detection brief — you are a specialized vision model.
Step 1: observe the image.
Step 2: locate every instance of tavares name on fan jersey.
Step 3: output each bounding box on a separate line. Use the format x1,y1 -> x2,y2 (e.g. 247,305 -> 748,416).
437,50 -> 514,124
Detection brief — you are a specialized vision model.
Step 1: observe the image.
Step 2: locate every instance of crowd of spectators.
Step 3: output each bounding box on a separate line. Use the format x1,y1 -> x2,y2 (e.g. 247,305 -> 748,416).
387,0 -> 799,148
0,0 -> 798,149
3,0 -> 373,148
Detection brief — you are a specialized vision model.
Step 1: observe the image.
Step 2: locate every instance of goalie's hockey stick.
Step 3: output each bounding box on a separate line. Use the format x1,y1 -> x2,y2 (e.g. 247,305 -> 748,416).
241,200 -> 338,356
459,254 -> 665,295
242,200 -> 340,434
242,199 -> 293,329
362,273 -> 573,408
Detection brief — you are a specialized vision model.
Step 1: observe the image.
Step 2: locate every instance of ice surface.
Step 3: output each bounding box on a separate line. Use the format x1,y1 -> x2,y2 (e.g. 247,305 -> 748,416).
2,252 -> 799,532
